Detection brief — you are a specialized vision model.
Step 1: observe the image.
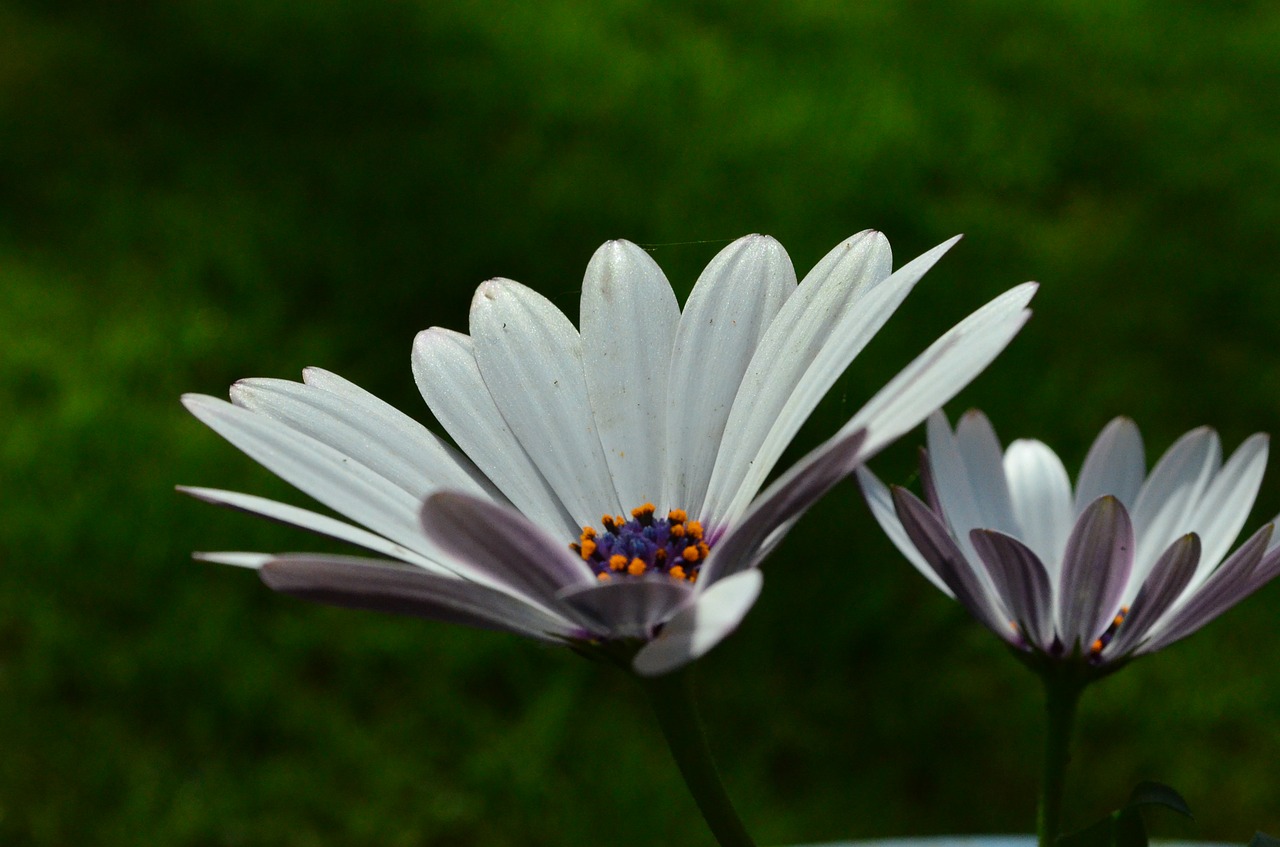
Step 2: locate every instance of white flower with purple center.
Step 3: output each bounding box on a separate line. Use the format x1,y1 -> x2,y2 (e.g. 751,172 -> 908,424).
181,232 -> 1035,676
859,411 -> 1280,671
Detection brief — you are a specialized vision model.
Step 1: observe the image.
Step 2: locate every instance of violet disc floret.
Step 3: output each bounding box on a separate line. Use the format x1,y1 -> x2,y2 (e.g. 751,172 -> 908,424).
859,410 -> 1280,673
180,233 -> 1036,675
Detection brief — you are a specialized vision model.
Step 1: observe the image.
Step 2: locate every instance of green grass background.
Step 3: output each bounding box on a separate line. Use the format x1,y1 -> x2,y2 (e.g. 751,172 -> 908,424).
3,1 -> 1280,844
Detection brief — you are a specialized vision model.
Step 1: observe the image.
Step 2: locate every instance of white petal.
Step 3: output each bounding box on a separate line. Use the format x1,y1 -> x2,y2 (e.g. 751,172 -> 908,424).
1184,433 -> 1269,588
193,551 -> 274,569
178,485 -> 446,571
924,411 -> 990,565
840,282 -> 1038,458
855,466 -> 955,597
631,570 -> 763,677
954,410 -> 1018,535
413,328 -> 578,538
419,491 -> 597,616
556,578 -> 694,640
1003,439 -> 1075,578
259,554 -> 578,641
1127,427 -> 1220,594
580,240 -> 680,508
706,234 -> 960,525
182,394 -> 432,558
1056,496 -> 1134,651
1074,417 -> 1146,513
470,279 -> 621,528
662,235 -> 796,517
1105,533 -> 1200,658
230,375 -> 498,502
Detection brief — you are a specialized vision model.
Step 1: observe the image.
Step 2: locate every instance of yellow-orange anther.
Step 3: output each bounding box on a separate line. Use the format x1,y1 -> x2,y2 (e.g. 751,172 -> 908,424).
696,542 -> 710,558
601,514 -> 617,532
1113,614 -> 1125,627
597,572 -> 612,582
631,503 -> 656,520
682,546 -> 700,563
667,509 -> 687,524
579,538 -> 597,559
669,565 -> 687,581
687,521 -> 704,540
670,524 -> 686,539
580,526 -> 597,539
628,558 -> 647,576
1090,639 -> 1104,653
609,554 -> 628,572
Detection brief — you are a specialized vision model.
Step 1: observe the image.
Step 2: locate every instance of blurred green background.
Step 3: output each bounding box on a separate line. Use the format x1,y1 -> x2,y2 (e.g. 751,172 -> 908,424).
3,0 -> 1280,844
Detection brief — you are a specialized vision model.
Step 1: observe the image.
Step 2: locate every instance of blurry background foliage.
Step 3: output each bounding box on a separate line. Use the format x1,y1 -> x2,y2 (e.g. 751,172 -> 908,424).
2,0 -> 1279,844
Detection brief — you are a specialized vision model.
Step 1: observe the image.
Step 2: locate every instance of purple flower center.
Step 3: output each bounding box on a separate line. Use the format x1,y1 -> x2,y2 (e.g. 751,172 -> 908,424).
569,503 -> 710,583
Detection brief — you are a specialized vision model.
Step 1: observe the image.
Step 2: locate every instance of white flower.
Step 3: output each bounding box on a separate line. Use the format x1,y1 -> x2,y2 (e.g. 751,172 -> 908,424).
181,232 -> 1034,675
859,411 -> 1280,669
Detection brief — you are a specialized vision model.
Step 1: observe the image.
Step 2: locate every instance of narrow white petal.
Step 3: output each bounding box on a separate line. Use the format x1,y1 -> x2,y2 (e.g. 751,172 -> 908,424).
259,554 -> 578,641
1056,496 -> 1134,652
1184,433 -> 1269,588
194,551 -> 274,569
231,375 -> 499,502
556,578 -> 694,640
855,467 -> 955,597
470,279 -> 621,528
1127,427 -> 1220,595
1105,533 -> 1200,658
840,282 -> 1038,459
1004,439 -> 1075,578
182,394 -> 432,558
924,411 -> 990,565
1074,417 -> 1146,513
707,234 -> 958,525
413,328 -> 578,538
954,410 -> 1018,535
178,485 -> 445,571
580,240 -> 680,508
631,570 -> 763,676
662,235 -> 796,517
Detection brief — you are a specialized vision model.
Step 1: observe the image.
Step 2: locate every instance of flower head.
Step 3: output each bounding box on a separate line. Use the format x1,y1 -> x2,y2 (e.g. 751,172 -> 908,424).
859,411 -> 1280,672
181,233 -> 1034,675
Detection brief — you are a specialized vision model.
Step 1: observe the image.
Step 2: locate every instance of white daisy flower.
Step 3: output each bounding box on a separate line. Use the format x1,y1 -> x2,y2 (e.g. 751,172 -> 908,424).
181,232 -> 1035,675
859,410 -> 1280,670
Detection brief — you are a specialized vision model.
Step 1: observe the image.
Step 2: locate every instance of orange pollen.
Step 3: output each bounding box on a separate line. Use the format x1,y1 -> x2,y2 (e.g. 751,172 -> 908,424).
669,565 -> 687,581
687,521 -> 704,540
682,545 -> 700,563
596,572 -> 612,582
580,527 -> 597,540
1090,639 -> 1104,654
631,502 -> 656,520
609,554 -> 628,572
670,524 -> 686,539
579,538 -> 597,559
627,558 -> 647,576
667,509 -> 687,524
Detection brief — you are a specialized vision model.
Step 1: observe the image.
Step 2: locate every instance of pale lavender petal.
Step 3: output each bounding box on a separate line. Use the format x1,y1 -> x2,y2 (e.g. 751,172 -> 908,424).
631,570 -> 763,677
259,554 -> 577,641
698,428 -> 867,586
1004,439 -> 1075,577
194,552 -> 275,569
923,412 -> 987,564
891,486 -> 1010,635
1141,523 -> 1274,654
470,279 -> 621,527
177,486 -> 443,571
580,240 -> 680,509
556,578 -> 695,640
1057,496 -> 1134,652
1184,433 -> 1269,589
969,529 -> 1054,649
1104,533 -> 1200,658
412,328 -> 577,538
419,491 -> 597,614
1074,417 -> 1146,513
663,235 -> 796,517
854,466 -> 955,597
954,410 -> 1018,535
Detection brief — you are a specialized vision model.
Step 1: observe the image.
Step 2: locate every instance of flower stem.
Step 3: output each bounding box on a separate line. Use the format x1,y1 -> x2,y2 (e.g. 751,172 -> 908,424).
641,667 -> 757,847
1038,670 -> 1085,847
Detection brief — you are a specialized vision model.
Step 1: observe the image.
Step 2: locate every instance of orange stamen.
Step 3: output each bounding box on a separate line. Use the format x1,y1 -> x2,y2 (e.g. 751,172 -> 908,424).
628,558 -> 647,576
609,554 -> 628,572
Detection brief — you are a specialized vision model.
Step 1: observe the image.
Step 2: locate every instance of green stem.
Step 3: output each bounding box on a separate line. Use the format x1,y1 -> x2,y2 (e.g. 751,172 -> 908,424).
1038,671 -> 1085,847
641,667 -> 757,847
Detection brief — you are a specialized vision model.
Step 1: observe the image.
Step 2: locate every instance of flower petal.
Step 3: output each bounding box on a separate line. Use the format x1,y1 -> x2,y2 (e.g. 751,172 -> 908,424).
1141,522 -> 1274,654
969,529 -> 1054,649
412,328 -> 577,538
259,554 -> 577,641
1128,426 -> 1220,591
854,467 -> 955,597
469,278 -> 620,528
924,411 -> 991,565
177,486 -> 444,571
699,428 -> 867,586
1056,496 -> 1134,652
556,578 -> 694,640
1104,533 -> 1200,658
580,240 -> 680,508
954,410 -> 1018,535
701,230 -> 905,523
662,235 -> 795,517
419,491 -> 596,614
890,486 -> 1009,636
182,394 -> 431,557
1004,439 -> 1075,575
840,282 -> 1038,458
1184,433 -> 1269,588
1074,417 -> 1146,513
631,570 -> 763,677
194,552 -> 274,569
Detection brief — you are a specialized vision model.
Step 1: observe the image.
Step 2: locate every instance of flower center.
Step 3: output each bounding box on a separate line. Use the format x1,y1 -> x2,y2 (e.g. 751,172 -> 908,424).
569,503 -> 710,583
1089,606 -> 1129,658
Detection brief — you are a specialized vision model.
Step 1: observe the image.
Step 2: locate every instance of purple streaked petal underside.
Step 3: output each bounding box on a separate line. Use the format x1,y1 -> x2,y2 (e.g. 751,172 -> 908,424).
1057,496 -> 1134,653
1104,533 -> 1200,658
969,529 -> 1054,649
556,578 -> 695,640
